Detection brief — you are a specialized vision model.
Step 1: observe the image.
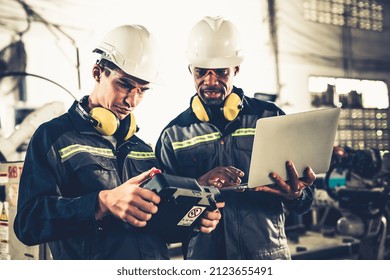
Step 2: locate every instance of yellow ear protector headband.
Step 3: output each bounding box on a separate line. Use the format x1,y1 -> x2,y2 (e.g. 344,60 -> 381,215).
76,97 -> 137,141
191,93 -> 243,122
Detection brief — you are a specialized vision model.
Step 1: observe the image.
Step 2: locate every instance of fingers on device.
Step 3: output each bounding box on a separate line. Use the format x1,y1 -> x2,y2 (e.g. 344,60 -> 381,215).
141,169 -> 222,243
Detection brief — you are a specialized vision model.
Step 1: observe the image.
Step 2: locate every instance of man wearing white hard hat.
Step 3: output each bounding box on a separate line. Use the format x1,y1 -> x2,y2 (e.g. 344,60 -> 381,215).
13,25 -> 201,259
156,16 -> 316,259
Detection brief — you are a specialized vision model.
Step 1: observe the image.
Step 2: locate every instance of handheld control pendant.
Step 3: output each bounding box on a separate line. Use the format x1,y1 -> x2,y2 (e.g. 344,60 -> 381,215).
141,170 -> 222,243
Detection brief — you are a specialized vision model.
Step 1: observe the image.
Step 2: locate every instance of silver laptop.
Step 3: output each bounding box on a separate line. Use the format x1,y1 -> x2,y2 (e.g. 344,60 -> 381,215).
223,107 -> 341,190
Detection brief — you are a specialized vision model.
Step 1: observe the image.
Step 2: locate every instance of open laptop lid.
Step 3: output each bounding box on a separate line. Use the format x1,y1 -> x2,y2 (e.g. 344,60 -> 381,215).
243,107 -> 340,188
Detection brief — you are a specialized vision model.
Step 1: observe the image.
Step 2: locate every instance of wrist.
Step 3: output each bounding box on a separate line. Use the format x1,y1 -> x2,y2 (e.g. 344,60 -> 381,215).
95,190 -> 109,220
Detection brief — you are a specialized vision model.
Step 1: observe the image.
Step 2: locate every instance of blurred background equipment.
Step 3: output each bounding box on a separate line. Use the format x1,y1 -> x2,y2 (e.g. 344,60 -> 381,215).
0,39 -> 27,100
0,70 -> 76,162
0,101 -> 64,161
0,0 -> 80,161
322,146 -> 389,259
287,146 -> 390,260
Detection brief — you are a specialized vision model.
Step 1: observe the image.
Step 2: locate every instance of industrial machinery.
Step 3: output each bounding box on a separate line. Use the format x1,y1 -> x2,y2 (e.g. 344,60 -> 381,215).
287,145 -> 390,260
0,101 -> 64,161
0,71 -> 69,161
323,146 -> 390,259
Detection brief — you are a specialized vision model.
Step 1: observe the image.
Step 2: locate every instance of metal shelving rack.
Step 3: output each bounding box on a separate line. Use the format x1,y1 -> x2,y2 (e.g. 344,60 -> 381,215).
335,108 -> 389,153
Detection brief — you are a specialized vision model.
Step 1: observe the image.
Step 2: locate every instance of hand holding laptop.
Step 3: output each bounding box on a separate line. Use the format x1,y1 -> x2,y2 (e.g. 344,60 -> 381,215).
252,160 -> 316,200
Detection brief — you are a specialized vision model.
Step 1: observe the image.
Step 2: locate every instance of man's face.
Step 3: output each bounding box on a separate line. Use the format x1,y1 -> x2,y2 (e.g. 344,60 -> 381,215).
94,67 -> 151,120
191,66 -> 238,106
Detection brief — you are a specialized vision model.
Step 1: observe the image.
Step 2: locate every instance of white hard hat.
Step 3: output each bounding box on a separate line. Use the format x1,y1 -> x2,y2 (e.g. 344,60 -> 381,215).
186,16 -> 244,69
93,25 -> 160,84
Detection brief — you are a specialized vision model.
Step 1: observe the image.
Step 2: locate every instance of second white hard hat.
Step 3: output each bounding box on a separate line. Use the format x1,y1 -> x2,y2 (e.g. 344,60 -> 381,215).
93,25 -> 160,84
186,16 -> 244,69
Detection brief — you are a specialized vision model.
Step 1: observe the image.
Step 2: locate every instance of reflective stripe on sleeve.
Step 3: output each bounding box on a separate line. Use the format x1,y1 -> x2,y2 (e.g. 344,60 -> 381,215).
59,144 -> 115,161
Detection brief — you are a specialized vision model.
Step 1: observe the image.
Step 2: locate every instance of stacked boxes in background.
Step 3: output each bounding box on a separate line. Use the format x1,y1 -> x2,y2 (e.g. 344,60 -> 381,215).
0,161 -> 50,260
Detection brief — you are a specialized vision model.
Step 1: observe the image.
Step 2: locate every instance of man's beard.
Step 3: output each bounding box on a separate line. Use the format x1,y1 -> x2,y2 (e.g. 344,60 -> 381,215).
199,87 -> 225,106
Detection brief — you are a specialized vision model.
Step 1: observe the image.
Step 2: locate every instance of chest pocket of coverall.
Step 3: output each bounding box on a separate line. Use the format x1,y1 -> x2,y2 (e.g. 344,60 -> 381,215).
175,144 -> 215,179
69,156 -> 118,194
128,157 -> 158,177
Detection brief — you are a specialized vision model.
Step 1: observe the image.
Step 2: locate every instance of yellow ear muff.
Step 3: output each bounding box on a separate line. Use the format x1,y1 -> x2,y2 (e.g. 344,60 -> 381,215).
223,93 -> 242,121
191,95 -> 210,122
89,107 -> 119,136
191,93 -> 242,122
123,113 -> 137,141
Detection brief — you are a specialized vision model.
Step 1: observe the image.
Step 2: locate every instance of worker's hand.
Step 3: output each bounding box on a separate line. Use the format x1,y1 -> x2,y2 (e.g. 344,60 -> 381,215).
197,166 -> 244,188
198,202 -> 225,233
253,161 -> 316,200
95,167 -> 161,227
